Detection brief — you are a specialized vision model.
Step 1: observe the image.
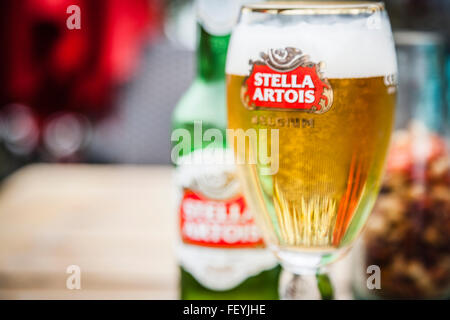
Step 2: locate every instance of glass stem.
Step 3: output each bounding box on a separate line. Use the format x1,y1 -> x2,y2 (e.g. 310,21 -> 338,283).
280,268 -> 334,300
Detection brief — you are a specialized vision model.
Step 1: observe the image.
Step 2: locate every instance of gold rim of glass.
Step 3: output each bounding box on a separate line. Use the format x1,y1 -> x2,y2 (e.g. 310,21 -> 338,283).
242,1 -> 385,15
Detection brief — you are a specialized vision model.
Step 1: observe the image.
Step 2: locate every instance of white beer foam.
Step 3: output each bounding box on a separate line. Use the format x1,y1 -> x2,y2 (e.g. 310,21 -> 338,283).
226,11 -> 397,78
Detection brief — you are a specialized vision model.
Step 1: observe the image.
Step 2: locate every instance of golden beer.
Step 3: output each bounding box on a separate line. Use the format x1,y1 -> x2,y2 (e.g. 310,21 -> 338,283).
226,2 -> 398,276
228,74 -> 396,251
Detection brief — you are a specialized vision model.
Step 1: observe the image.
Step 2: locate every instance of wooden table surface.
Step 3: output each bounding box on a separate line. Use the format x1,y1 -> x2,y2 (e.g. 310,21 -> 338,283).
0,164 -> 353,300
0,164 -> 177,299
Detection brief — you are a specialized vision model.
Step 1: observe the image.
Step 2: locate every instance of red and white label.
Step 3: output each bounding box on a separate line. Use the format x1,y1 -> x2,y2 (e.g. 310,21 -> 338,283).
244,64 -> 330,111
242,48 -> 333,113
180,190 -> 263,248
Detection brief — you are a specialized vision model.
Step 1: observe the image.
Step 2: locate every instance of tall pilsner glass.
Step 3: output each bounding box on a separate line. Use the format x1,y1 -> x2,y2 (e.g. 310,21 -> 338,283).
226,1 -> 397,299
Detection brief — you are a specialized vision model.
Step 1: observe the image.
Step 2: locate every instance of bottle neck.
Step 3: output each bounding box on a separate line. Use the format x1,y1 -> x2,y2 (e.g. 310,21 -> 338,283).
196,24 -> 230,81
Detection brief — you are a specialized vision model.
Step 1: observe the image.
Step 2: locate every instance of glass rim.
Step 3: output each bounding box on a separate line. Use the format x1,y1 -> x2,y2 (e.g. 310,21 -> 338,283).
241,1 -> 385,15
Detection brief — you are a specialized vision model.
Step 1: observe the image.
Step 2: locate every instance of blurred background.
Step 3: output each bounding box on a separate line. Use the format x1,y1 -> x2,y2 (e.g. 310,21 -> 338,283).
0,0 -> 448,299
0,0 -> 449,168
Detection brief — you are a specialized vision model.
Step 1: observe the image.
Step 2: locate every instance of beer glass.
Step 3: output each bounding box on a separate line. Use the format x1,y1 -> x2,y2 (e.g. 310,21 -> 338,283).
226,1 -> 397,299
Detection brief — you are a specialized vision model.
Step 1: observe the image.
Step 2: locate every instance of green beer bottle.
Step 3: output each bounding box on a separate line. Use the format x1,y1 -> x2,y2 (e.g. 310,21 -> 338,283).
171,0 -> 280,300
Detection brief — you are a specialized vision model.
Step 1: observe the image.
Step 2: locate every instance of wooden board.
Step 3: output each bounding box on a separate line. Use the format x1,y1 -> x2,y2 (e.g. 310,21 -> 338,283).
0,164 -> 178,299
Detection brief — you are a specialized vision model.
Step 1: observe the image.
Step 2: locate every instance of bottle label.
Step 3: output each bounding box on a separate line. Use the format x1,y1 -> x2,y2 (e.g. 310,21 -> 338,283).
180,191 -> 263,247
175,148 -> 277,290
242,47 -> 334,113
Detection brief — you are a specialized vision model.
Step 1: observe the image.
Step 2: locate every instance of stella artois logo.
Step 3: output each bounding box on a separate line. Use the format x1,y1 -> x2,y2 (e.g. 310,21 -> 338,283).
242,47 -> 334,113
180,191 -> 263,247
176,148 -> 263,248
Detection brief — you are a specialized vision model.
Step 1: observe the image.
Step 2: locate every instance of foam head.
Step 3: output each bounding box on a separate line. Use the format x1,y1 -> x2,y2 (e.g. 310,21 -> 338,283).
226,5 -> 397,79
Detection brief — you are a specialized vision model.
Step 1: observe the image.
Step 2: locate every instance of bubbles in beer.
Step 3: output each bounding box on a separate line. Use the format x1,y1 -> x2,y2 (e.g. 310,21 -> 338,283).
227,8 -> 397,252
